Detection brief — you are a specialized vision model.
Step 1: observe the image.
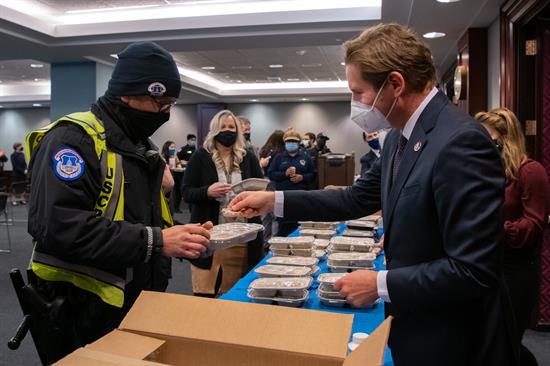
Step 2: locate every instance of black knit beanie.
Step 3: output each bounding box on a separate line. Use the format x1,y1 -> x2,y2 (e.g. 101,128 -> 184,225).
107,41 -> 181,98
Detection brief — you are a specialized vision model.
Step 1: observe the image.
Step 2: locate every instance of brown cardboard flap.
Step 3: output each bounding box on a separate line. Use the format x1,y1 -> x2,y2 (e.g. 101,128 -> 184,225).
342,316 -> 392,366
54,348 -> 165,366
120,291 -> 352,360
86,329 -> 165,360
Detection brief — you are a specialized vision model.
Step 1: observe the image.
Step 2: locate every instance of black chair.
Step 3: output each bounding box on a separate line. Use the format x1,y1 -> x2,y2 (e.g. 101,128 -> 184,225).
0,192 -> 11,253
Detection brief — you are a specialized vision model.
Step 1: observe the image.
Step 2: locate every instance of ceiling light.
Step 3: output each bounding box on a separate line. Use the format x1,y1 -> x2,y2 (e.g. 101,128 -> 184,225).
0,105 -> 4,108
231,66 -> 252,70
201,66 -> 216,70
302,63 -> 322,68
33,103 -> 42,107
423,32 -> 446,39
30,64 -> 44,68
65,4 -> 159,14
296,50 -> 307,56
436,0 -> 461,3
340,62 -> 345,66
34,78 -> 44,82
250,99 -> 259,102
300,98 -> 309,101
269,64 -> 284,68
287,78 -> 300,82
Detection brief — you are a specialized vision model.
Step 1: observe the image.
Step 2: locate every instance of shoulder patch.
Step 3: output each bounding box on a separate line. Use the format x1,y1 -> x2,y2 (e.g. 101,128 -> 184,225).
300,159 -> 306,166
52,147 -> 85,181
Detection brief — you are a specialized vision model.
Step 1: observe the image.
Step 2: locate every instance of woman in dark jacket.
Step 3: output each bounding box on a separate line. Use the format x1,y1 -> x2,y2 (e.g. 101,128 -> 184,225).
477,108 -> 550,366
182,110 -> 263,297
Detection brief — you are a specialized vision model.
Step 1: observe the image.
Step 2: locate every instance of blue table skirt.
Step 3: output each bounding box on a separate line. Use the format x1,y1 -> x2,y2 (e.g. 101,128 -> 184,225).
220,224 -> 394,365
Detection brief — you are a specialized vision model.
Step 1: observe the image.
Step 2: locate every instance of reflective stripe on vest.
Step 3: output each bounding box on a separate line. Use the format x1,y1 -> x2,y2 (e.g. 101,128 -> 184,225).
26,111 -> 172,308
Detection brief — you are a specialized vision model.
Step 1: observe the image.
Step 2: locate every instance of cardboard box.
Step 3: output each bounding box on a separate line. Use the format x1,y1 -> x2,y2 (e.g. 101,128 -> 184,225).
55,291 -> 391,366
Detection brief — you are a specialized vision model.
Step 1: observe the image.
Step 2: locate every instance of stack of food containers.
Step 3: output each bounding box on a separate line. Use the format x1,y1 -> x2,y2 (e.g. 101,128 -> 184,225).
247,277 -> 312,307
327,252 -> 376,272
268,236 -> 316,257
317,273 -> 348,307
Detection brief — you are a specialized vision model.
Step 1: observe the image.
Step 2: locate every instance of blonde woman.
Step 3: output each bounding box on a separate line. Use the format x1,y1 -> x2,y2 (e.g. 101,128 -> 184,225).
182,110 -> 264,297
477,108 -> 550,366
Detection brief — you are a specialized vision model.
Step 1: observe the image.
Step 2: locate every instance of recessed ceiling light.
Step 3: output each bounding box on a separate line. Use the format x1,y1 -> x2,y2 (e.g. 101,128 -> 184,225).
302,63 -> 322,68
34,78 -> 44,82
250,99 -> 259,102
30,64 -> 44,68
33,103 -> 42,107
436,0 -> 461,3
269,64 -> 284,68
296,50 -> 307,56
423,32 -> 446,39
201,66 -> 216,70
287,78 -> 300,82
300,98 -> 309,101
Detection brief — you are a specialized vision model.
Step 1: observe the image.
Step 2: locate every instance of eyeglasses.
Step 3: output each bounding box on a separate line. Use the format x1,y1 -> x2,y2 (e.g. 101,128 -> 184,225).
151,97 -> 177,112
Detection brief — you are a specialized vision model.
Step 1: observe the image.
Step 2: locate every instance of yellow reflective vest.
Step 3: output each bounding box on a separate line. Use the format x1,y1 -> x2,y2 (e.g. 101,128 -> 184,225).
26,111 -> 173,308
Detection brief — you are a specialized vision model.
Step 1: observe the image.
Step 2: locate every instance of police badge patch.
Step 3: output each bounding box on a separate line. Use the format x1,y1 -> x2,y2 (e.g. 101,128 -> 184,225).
300,159 -> 306,166
52,147 -> 85,181
147,82 -> 167,96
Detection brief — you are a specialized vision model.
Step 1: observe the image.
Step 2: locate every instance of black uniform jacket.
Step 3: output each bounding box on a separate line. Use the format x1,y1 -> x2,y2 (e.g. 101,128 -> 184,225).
28,102 -> 169,309
182,147 -> 264,270
280,92 -> 518,366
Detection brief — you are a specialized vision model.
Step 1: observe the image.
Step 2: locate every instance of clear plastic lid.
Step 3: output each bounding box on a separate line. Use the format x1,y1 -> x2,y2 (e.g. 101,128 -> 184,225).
328,252 -> 376,261
270,248 -> 315,257
266,256 -> 319,267
313,239 -> 330,249
330,236 -> 375,246
298,221 -> 339,229
342,229 -> 374,238
209,223 -> 264,247
318,272 -> 347,284
268,236 -> 315,245
345,220 -> 376,229
231,178 -> 270,194
249,277 -> 312,290
300,229 -> 337,238
255,264 -> 313,277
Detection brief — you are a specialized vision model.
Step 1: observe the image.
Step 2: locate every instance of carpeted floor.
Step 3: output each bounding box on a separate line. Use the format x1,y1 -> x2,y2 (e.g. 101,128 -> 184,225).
1,205 -> 549,365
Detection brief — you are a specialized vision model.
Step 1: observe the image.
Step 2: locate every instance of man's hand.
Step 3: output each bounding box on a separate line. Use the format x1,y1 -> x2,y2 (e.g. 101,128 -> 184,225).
161,222 -> 212,259
285,166 -> 296,177
333,270 -> 379,307
207,182 -> 232,198
290,174 -> 303,183
260,156 -> 271,168
229,191 -> 275,218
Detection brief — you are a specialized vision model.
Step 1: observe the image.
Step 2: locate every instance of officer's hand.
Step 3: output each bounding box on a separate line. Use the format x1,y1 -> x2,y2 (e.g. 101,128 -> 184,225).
285,167 -> 296,176
290,174 -> 303,183
228,191 -> 275,218
162,224 -> 211,259
207,182 -> 232,198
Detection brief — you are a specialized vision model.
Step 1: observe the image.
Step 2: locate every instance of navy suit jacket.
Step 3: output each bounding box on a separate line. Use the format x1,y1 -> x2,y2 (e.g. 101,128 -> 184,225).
282,92 -> 517,366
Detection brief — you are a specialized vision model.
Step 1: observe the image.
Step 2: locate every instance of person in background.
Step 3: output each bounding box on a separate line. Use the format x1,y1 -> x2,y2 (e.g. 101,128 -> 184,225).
182,110 -> 264,297
10,142 -> 28,205
268,129 -> 314,236
301,132 -> 316,150
307,132 -> 331,189
161,140 -> 184,213
477,108 -> 550,366
359,129 -> 388,177
258,129 -> 285,176
177,133 -> 197,164
0,147 -> 7,174
238,115 -> 259,158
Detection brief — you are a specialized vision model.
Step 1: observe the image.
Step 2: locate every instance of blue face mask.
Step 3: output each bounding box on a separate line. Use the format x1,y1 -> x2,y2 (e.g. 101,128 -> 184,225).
188,140 -> 196,148
169,148 -> 176,155
367,138 -> 380,151
285,142 -> 299,153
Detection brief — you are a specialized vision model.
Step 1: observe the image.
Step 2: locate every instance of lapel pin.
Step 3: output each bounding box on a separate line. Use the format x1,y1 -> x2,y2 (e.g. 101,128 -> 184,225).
414,141 -> 422,152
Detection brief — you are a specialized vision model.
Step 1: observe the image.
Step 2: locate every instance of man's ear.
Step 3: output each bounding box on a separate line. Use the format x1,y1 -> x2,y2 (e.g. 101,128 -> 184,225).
387,71 -> 405,97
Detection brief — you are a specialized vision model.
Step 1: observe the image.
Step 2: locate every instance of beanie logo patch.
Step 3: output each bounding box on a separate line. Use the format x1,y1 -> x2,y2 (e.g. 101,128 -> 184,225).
148,82 -> 167,96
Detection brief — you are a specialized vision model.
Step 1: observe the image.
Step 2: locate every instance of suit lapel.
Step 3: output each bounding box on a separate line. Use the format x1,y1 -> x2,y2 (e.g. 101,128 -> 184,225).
383,91 -> 448,233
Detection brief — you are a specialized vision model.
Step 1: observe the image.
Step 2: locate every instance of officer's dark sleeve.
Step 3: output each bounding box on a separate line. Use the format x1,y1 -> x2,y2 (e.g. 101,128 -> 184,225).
28,125 -> 148,270
301,154 -> 314,184
181,149 -> 211,204
282,157 -> 382,221
267,154 -> 287,182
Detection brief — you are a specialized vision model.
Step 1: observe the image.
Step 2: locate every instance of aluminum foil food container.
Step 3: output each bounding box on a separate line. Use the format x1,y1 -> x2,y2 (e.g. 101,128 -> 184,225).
328,252 -> 376,267
299,229 -> 337,239
247,288 -> 309,307
209,223 -> 264,250
318,287 -> 345,300
231,178 -> 270,194
298,221 -> 339,230
345,220 -> 376,230
341,229 -> 374,238
318,292 -> 347,307
313,239 -> 330,249
255,264 -> 313,277
266,256 -> 319,267
268,236 -> 315,249
249,277 -> 312,297
270,248 -> 315,257
330,237 -> 375,252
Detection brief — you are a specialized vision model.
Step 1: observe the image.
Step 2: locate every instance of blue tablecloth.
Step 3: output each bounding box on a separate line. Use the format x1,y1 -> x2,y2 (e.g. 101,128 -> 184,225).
220,224 -> 394,365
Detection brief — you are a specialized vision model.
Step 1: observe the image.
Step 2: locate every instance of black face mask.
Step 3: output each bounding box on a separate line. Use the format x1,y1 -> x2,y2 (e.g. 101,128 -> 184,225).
493,139 -> 503,152
215,130 -> 237,147
244,133 -> 251,141
122,107 -> 170,140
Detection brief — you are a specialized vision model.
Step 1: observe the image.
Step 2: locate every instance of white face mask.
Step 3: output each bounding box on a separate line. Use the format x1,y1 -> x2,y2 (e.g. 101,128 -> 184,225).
301,139 -> 310,148
350,79 -> 397,133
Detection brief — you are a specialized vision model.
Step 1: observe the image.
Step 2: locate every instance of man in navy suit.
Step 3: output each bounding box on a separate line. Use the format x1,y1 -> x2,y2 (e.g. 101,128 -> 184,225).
230,23 -> 517,366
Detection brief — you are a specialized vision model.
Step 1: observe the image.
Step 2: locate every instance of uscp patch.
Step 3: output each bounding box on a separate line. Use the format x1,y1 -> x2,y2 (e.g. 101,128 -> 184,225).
52,147 -> 85,181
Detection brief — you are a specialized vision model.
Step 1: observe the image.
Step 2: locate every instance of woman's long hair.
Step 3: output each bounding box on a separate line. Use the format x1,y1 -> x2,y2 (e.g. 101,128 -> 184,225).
475,108 -> 527,181
203,110 -> 246,173
259,130 -> 285,158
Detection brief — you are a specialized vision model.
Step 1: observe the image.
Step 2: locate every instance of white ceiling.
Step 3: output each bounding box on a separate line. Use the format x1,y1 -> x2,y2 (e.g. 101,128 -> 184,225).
0,0 -> 504,106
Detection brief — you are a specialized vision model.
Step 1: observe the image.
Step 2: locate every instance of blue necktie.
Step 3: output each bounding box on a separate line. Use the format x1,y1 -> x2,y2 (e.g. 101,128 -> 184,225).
392,134 -> 408,184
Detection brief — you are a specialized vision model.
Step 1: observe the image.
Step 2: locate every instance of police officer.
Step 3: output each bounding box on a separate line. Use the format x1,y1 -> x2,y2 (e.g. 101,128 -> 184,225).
26,42 -> 211,362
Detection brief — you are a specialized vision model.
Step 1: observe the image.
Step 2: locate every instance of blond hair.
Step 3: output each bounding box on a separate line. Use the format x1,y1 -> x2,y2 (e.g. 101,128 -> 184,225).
344,23 -> 437,92
475,108 -> 527,181
204,110 -> 247,173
